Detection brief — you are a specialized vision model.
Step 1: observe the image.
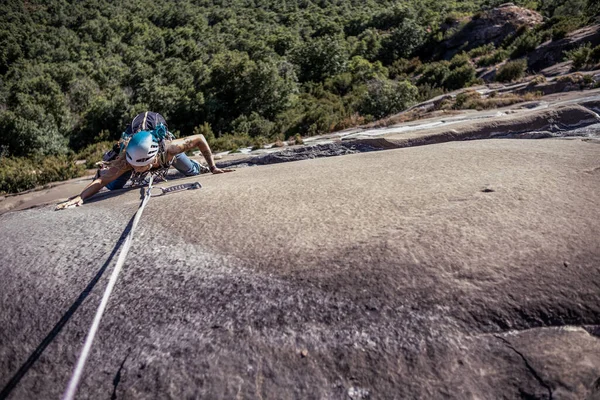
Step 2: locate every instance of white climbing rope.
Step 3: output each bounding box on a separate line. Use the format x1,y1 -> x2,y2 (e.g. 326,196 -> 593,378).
62,175 -> 156,400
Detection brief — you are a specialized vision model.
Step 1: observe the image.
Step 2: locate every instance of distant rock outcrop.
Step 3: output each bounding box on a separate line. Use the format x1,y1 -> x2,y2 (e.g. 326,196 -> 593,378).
442,3 -> 543,59
217,103 -> 600,168
529,24 -> 600,72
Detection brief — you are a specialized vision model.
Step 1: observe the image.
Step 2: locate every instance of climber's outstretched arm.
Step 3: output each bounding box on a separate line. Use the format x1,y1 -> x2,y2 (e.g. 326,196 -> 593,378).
167,134 -> 232,174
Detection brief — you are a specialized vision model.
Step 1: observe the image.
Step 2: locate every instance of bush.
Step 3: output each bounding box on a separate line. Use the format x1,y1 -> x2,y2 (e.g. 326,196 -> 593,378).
444,63 -> 477,91
557,72 -> 596,88
291,92 -> 348,136
388,58 -> 422,80
0,154 -> 85,194
583,74 -> 594,86
209,134 -> 254,153
251,136 -> 268,150
551,16 -> 587,41
347,56 -> 389,83
444,12 -> 466,26
75,141 -> 114,169
0,109 -> 70,158
333,113 -> 366,131
193,122 -> 216,143
231,112 -> 276,138
353,29 -> 383,61
357,79 -> 418,119
38,154 -> 86,183
591,45 -> 600,63
564,42 -> 593,70
454,91 -> 482,109
449,53 -> 471,70
589,0 -> 600,16
324,73 -> 354,96
416,61 -> 451,88
468,43 -> 495,58
528,75 -> 547,85
495,59 -> 528,82
0,157 -> 37,194
510,30 -> 542,58
378,19 -> 426,64
290,36 -> 349,82
477,49 -> 510,67
453,91 -> 539,110
417,84 -> 445,102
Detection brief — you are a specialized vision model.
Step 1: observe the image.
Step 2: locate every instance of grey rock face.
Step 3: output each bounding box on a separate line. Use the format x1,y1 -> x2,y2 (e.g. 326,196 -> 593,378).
1,139 -> 600,399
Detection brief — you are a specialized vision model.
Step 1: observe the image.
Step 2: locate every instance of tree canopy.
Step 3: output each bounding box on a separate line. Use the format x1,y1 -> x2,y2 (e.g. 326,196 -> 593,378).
0,0 -> 597,159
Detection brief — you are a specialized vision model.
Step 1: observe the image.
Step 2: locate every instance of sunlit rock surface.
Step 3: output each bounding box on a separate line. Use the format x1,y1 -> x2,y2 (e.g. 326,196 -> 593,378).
1,138 -> 600,399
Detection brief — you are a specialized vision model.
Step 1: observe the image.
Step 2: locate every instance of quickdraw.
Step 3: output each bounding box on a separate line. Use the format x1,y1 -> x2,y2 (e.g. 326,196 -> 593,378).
151,181 -> 202,196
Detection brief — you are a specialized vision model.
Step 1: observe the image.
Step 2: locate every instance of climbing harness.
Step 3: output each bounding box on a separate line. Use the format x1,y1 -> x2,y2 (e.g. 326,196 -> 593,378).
129,165 -> 170,187
62,175 -> 201,400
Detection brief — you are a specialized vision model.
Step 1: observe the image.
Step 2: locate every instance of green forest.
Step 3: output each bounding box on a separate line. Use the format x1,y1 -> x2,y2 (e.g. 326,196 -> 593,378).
0,0 -> 598,193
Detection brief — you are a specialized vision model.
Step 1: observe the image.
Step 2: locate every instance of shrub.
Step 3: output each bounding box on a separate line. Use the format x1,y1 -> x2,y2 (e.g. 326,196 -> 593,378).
453,91 -> 539,110
290,36 -> 349,82
209,134 -> 254,153
495,59 -> 528,82
416,61 -> 450,88
0,109 -> 70,158
583,74 -> 594,86
417,84 -> 446,102
0,157 -> 37,194
388,57 -> 422,80
510,30 -> 542,58
551,16 -> 587,41
528,75 -> 547,85
38,155 -> 86,183
193,122 -> 216,143
591,45 -> 600,63
324,72 -> 354,96
75,141 -> 114,169
0,154 -> 85,194
557,72 -> 595,88
353,29 -> 383,61
557,73 -> 582,83
251,136 -> 268,150
347,56 -> 389,83
523,92 -> 543,101
454,91 -> 482,109
449,53 -> 471,69
333,113 -> 365,131
286,133 -> 304,146
291,92 -> 347,136
564,42 -> 592,70
433,95 -> 454,111
231,112 -> 276,138
477,49 -> 510,67
444,12 -> 465,25
378,19 -> 426,64
468,43 -> 495,58
357,79 -> 418,119
444,63 -> 477,91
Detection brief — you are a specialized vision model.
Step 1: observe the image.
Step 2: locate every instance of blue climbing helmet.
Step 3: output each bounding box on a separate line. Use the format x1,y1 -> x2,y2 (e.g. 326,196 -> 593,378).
125,130 -> 160,167
124,122 -> 171,167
